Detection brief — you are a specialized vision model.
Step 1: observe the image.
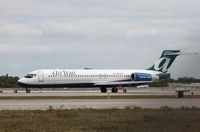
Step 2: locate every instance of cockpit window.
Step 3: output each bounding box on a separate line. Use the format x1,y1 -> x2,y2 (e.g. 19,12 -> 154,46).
24,74 -> 36,78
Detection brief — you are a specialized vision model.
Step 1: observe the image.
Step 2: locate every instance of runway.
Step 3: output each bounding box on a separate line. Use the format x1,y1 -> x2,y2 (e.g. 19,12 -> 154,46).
0,87 -> 199,110
0,99 -> 200,110
0,87 -> 199,96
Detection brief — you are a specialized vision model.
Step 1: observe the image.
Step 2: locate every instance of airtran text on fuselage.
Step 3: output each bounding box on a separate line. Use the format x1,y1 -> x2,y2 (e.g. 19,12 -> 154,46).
52,70 -> 76,77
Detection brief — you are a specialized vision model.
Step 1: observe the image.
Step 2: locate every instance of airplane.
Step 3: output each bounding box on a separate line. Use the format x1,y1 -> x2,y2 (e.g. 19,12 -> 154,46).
17,50 -> 180,93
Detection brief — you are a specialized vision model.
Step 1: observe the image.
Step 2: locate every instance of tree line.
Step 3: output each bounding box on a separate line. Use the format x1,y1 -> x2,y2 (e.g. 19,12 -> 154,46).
150,77 -> 200,87
0,75 -> 19,88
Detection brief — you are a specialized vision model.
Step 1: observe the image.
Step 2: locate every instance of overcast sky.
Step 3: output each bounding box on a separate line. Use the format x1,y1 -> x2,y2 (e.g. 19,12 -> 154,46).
0,0 -> 199,78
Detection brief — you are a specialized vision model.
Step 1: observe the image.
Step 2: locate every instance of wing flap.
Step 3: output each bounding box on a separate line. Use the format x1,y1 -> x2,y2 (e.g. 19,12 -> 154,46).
94,81 -> 153,86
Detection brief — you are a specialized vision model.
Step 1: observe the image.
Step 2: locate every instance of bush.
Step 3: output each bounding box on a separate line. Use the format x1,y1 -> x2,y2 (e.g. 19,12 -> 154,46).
0,75 -> 19,88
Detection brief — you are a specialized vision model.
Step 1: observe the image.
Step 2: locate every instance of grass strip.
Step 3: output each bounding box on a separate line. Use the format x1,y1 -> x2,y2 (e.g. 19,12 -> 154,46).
0,107 -> 200,132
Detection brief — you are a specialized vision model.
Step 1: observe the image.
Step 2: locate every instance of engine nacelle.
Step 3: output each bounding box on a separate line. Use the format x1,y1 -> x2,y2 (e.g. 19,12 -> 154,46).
131,73 -> 153,81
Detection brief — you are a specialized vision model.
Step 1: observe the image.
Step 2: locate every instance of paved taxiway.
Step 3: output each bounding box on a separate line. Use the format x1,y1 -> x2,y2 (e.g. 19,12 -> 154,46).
0,87 -> 199,110
0,87 -> 199,96
0,99 -> 200,110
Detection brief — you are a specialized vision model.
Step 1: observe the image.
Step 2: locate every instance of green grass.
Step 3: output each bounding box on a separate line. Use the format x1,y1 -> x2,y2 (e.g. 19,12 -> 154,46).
0,108 -> 200,132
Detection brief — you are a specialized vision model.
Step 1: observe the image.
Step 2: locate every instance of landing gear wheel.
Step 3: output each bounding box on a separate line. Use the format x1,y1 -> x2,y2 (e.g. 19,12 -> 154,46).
100,87 -> 107,93
111,87 -> 118,93
26,88 -> 31,93
123,88 -> 127,93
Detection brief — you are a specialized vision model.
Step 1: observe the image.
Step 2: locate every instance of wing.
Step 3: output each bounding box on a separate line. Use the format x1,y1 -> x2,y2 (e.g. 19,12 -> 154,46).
94,81 -> 153,86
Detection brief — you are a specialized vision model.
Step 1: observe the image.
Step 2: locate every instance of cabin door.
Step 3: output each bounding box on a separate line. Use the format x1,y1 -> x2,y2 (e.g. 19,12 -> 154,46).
38,71 -> 44,82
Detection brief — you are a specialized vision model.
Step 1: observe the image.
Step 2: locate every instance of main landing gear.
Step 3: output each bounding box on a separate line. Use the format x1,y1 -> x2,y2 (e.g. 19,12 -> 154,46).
100,87 -> 127,93
25,88 -> 31,93
100,87 -> 107,93
111,87 -> 118,93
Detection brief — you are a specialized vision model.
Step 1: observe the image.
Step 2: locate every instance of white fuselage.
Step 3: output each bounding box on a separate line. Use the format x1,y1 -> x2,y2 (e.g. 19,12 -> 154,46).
17,69 -> 161,88
16,50 -> 180,93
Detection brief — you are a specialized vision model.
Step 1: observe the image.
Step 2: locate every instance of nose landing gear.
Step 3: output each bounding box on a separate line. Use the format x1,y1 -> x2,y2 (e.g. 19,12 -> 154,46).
25,88 -> 31,93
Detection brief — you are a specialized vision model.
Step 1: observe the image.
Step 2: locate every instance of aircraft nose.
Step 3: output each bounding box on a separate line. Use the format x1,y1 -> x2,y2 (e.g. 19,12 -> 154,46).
17,79 -> 26,87
17,79 -> 22,86
17,78 -> 23,83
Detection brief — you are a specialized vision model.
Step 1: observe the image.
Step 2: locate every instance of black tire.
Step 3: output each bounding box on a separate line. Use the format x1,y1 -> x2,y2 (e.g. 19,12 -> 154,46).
100,87 -> 107,93
26,88 -> 31,93
111,87 -> 118,93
